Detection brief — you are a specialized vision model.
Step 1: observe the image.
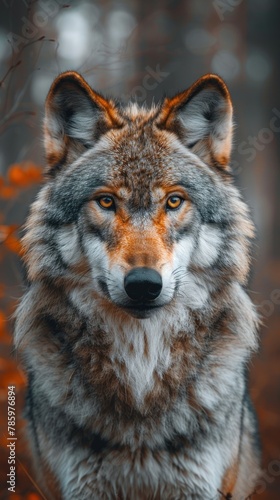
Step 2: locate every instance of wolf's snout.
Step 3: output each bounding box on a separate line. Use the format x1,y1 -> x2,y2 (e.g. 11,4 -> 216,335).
124,267 -> 162,302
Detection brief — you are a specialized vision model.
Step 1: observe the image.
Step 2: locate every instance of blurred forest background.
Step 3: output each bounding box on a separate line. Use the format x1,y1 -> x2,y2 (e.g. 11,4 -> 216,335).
0,0 -> 279,498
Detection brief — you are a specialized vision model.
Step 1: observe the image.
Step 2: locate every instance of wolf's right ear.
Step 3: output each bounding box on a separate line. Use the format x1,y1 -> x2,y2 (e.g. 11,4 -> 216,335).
44,71 -> 123,172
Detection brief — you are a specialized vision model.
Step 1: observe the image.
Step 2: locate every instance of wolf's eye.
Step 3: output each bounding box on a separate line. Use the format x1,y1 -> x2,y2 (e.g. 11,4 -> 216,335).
166,196 -> 183,210
97,196 -> 115,210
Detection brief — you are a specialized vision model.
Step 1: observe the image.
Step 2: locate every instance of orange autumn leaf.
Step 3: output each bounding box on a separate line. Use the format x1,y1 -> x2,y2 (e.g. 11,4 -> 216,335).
0,224 -> 18,242
27,494 -> 42,500
0,302 -> 9,343
1,370 -> 25,388
0,357 -> 26,384
0,225 -> 21,255
7,161 -> 43,187
7,163 -> 26,185
0,357 -> 17,371
0,184 -> 17,199
0,310 -> 7,335
0,225 -> 12,242
5,233 -> 21,254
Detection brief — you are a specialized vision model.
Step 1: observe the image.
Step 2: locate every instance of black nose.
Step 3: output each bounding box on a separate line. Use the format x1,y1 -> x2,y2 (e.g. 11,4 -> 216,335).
124,267 -> 162,302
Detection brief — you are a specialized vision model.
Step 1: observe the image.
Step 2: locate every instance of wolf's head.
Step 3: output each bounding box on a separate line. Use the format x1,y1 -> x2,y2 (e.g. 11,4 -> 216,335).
23,72 -> 254,319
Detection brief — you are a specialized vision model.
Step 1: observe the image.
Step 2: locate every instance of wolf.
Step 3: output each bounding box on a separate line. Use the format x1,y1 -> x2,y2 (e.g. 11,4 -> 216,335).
15,71 -> 261,499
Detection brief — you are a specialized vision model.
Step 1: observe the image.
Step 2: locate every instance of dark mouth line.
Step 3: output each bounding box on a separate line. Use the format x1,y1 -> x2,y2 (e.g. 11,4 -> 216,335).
123,303 -> 163,311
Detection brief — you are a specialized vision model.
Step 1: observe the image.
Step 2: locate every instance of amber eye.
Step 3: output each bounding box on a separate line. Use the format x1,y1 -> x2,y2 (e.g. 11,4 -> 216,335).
97,196 -> 115,210
166,196 -> 183,210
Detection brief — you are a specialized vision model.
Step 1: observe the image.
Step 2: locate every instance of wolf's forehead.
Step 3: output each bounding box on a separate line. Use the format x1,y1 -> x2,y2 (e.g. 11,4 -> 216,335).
111,160 -> 171,208
113,147 -> 171,183
109,149 -> 175,206
107,121 -> 178,184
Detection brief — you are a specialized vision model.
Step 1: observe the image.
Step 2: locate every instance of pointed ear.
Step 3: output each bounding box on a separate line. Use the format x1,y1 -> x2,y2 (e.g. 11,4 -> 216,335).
44,71 -> 123,172
157,74 -> 233,168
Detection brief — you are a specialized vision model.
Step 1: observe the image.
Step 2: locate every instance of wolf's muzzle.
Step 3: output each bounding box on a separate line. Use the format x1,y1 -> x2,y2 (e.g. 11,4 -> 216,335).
124,267 -> 162,302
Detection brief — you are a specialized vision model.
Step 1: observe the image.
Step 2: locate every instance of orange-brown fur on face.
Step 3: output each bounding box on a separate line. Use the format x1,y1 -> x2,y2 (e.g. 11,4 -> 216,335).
86,185 -> 192,274
15,72 -> 261,499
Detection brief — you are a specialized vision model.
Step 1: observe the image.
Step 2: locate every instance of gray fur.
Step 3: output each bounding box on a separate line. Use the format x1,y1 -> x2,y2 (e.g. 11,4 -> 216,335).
15,72 -> 261,499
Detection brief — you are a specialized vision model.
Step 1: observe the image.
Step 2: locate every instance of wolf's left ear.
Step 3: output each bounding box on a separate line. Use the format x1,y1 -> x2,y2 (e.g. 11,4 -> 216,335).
157,74 -> 233,168
44,71 -> 123,172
